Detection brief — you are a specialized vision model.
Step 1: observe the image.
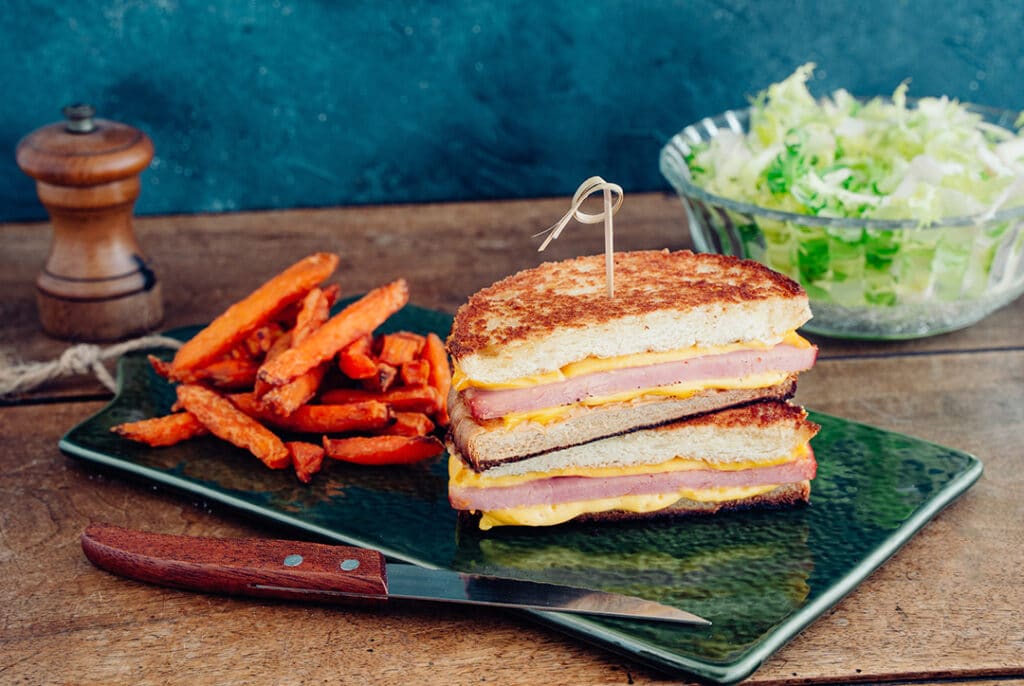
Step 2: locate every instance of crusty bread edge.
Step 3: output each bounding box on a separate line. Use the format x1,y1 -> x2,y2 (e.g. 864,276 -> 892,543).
448,250 -> 812,385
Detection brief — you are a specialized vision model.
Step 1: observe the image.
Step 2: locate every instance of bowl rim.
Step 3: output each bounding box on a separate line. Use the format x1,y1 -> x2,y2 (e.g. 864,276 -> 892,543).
659,101 -> 1024,231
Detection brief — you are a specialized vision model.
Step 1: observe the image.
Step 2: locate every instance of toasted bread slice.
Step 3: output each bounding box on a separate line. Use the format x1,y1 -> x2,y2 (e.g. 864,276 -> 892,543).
448,250 -> 811,385
447,376 -> 800,470
450,399 -> 819,479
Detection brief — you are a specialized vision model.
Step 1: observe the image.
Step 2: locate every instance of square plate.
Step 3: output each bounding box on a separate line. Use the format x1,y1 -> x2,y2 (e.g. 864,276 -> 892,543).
60,303 -> 983,685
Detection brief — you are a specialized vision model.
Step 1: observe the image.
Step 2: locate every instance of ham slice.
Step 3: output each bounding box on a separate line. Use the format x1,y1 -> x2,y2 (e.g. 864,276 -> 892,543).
463,343 -> 818,421
449,450 -> 817,512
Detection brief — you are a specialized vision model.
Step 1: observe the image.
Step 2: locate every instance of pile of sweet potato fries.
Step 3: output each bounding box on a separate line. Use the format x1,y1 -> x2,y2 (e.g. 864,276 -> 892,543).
111,252 -> 451,482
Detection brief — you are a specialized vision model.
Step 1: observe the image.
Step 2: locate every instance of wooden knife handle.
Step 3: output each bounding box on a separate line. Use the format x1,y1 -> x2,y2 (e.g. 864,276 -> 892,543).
81,523 -> 388,604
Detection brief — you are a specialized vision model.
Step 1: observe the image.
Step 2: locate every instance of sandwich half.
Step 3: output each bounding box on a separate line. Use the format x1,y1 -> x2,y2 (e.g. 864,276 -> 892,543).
449,400 -> 819,529
446,250 -> 819,528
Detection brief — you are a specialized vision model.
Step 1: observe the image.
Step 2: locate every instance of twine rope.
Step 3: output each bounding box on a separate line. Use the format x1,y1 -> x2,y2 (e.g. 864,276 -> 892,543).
534,176 -> 624,298
0,335 -> 183,398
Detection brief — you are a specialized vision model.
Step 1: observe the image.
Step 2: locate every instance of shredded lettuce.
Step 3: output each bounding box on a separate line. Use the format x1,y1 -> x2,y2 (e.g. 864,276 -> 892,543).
684,64 -> 1024,317
688,64 -> 1024,223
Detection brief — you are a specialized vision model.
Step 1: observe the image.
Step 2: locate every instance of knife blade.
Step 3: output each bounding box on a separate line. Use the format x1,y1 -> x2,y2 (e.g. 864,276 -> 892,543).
81,523 -> 709,625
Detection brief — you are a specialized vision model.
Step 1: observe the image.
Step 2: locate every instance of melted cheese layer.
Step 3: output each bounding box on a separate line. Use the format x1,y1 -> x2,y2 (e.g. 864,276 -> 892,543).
451,445 -> 811,529
476,485 -> 779,530
453,330 -> 811,391
449,445 -> 805,490
498,370 -> 790,429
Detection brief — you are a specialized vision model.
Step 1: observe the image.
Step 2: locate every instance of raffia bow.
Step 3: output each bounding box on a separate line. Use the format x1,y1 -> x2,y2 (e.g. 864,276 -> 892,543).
535,176 -> 624,298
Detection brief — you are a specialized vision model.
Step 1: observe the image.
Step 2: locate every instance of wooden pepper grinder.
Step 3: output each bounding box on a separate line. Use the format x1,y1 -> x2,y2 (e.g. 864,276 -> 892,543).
16,104 -> 163,341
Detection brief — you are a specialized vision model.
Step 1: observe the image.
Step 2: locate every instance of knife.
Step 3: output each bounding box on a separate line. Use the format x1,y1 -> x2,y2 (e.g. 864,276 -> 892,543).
81,523 -> 710,625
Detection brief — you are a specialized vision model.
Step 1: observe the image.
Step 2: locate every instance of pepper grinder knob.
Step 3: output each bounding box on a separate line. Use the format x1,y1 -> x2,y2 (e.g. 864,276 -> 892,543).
63,103 -> 97,133
16,104 -> 163,341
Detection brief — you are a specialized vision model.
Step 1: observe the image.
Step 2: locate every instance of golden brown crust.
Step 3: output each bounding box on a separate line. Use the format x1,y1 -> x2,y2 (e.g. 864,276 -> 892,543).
447,250 -> 806,359
651,399 -> 820,440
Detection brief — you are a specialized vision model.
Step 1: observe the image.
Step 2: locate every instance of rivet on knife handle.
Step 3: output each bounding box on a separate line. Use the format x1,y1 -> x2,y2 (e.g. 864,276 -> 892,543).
80,523 -> 389,604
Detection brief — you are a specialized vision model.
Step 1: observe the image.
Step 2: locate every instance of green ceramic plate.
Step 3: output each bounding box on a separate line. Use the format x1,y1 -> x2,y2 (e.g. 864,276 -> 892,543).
60,303 -> 983,685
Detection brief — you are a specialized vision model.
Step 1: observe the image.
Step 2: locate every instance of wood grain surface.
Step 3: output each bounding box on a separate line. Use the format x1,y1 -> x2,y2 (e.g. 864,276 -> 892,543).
1,193 -> 1022,685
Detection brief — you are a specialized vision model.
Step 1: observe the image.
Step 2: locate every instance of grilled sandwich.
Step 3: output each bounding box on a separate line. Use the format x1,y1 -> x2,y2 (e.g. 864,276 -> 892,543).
446,250 -> 820,529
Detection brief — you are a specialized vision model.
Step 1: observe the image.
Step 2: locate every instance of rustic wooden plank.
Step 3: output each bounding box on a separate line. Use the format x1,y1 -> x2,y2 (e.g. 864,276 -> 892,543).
1,349 -> 1020,685
0,194 -> 687,401
0,194 -> 688,338
3,194 -> 1022,403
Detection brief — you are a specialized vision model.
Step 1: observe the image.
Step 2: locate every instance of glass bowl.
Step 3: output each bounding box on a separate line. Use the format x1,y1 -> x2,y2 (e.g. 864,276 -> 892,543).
659,106 -> 1024,339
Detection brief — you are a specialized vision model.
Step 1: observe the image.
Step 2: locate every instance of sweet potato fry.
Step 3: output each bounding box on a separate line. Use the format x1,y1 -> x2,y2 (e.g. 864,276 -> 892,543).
362,362 -> 398,393
422,333 -> 452,426
288,441 -> 325,484
171,252 -> 339,376
381,411 -> 435,437
288,400 -> 391,433
148,354 -> 180,382
319,384 -> 440,413
193,358 -> 260,391
253,331 -> 294,398
321,283 -> 341,307
340,333 -> 405,392
111,412 -> 208,447
276,283 -> 341,327
224,344 -> 254,360
377,332 -> 425,366
293,287 -> 330,345
399,359 -> 430,387
152,354 -> 260,390
322,435 -> 444,465
177,384 -> 290,469
231,393 -> 393,434
257,288 -> 332,413
241,322 -> 287,358
265,330 -> 294,360
258,279 -> 409,387
338,336 -> 377,379
260,363 -> 328,416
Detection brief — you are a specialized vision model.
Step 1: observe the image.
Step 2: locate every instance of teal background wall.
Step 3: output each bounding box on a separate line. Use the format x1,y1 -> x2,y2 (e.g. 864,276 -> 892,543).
2,1 -> 1021,221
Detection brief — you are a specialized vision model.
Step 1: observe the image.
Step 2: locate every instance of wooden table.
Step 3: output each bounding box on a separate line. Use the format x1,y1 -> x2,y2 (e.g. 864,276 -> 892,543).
2,193 -> 1022,685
